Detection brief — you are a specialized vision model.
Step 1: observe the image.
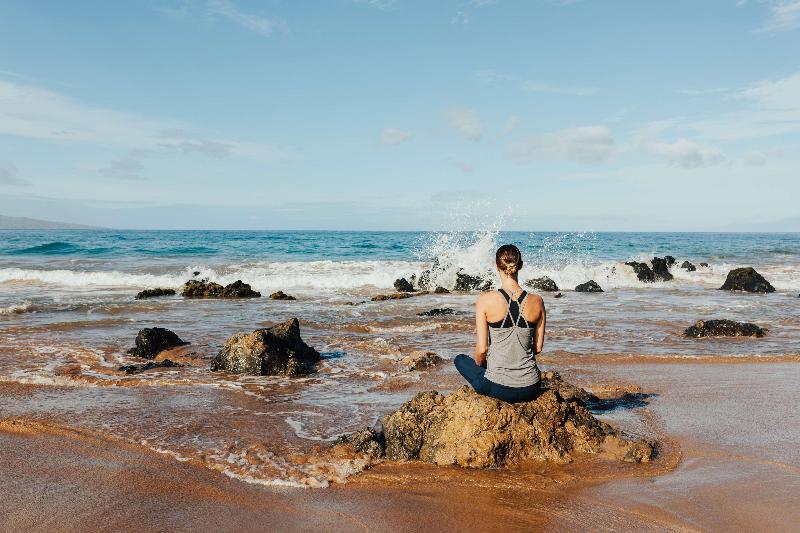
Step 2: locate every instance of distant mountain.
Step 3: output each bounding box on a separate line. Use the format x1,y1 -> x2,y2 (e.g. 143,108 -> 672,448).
0,214 -> 101,230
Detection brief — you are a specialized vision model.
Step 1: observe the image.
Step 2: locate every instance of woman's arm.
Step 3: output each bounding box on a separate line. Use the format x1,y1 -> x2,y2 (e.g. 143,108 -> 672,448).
474,296 -> 489,368
535,298 -> 546,354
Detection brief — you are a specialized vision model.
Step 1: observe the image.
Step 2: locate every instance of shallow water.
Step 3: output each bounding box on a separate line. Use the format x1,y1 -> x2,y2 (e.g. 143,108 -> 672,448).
1,229 -> 798,487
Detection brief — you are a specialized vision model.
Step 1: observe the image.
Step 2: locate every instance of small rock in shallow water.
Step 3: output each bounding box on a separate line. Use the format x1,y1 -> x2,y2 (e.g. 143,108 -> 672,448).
681,261 -> 696,272
525,276 -> 559,292
127,328 -> 189,359
182,279 -> 260,298
221,280 -> 261,298
700,262 -> 709,267
119,358 -> 182,375
683,319 -> 766,338
554,292 -> 563,298
719,267 -> 775,293
393,278 -> 415,292
625,261 -> 655,283
650,257 -> 674,281
399,350 -> 442,371
454,270 -> 493,291
211,318 -> 320,377
417,308 -> 454,317
664,255 -> 676,267
575,280 -> 603,292
135,288 -> 176,300
371,292 -> 423,301
270,291 -> 296,300
433,286 -> 450,294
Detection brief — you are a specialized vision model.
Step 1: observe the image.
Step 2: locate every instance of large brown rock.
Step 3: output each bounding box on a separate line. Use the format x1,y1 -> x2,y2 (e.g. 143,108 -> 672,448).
182,279 -> 261,298
684,319 -> 766,338
210,318 -> 320,376
127,328 -> 189,359
525,276 -> 559,292
719,267 -> 775,293
344,373 -> 654,467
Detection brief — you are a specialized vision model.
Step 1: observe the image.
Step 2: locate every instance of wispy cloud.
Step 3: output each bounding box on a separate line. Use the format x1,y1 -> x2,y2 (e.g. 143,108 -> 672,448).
0,161 -> 26,185
755,0 -> 800,32
510,125 -> 615,164
474,69 -> 596,96
206,0 -> 287,36
445,108 -> 482,141
644,138 -> 725,168
380,127 -> 413,145
98,155 -> 146,180
451,160 -> 474,173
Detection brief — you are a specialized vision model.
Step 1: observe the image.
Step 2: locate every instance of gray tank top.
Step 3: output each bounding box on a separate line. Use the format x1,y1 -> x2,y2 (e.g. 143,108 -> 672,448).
484,289 -> 541,388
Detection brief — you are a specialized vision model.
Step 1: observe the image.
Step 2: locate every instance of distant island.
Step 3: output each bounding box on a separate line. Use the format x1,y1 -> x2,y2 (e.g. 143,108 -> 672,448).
0,214 -> 101,230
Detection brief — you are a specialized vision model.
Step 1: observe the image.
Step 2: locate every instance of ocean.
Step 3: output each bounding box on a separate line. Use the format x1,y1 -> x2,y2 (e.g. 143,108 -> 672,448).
1,229 -> 799,488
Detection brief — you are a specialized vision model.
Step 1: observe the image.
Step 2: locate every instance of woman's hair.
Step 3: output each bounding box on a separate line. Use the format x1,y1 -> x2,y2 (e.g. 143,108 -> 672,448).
495,244 -> 523,276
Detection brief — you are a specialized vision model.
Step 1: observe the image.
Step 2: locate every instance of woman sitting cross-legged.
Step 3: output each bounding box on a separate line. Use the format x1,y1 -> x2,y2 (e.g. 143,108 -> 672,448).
454,244 -> 546,404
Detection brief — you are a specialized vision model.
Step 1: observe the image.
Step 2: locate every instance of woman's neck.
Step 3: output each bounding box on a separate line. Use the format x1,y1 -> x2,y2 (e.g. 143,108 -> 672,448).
500,275 -> 521,293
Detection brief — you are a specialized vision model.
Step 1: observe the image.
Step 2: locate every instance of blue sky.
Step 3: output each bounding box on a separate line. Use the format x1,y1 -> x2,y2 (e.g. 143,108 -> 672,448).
0,0 -> 799,230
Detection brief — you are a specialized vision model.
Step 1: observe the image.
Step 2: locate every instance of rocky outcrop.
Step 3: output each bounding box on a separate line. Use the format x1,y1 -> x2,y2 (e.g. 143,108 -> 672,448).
683,319 -> 766,338
371,292 -> 424,302
417,308 -> 454,317
135,288 -> 176,300
270,291 -> 296,301
719,267 -> 775,293
650,257 -> 674,281
118,359 -> 182,374
342,372 -> 654,467
525,276 -> 559,292
394,278 -> 415,292
433,286 -> 450,294
700,262 -> 709,267
399,350 -> 443,371
210,318 -> 321,377
575,280 -> 603,292
182,279 -> 261,298
454,270 -> 493,292
681,261 -> 696,272
554,292 -> 563,298
625,261 -> 655,282
127,328 -> 189,359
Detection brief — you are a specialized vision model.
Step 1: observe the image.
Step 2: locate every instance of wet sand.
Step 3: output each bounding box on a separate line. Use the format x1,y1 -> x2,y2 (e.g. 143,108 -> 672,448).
3,361 -> 797,532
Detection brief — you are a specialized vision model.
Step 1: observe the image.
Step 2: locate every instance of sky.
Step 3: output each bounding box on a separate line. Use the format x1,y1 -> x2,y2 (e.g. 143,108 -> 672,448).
0,0 -> 799,231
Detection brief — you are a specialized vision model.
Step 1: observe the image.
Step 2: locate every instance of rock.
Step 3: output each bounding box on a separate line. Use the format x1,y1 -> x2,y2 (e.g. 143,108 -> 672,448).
345,373 -> 654,467
118,359 -> 182,375
417,308 -> 455,317
525,276 -> 559,292
192,271 -> 201,277
664,256 -> 676,267
417,269 -> 432,290
454,270 -> 493,291
681,261 -> 696,272
575,280 -> 603,292
135,288 -> 176,300
650,257 -> 674,282
182,279 -> 261,298
700,262 -> 709,267
554,292 -> 563,298
433,286 -> 450,294
371,292 -> 424,301
399,350 -> 443,371
719,267 -> 775,293
211,318 -> 321,377
270,291 -> 296,301
394,278 -> 415,292
625,261 -> 655,283
683,319 -> 766,338
221,280 -> 261,298
127,328 -> 189,360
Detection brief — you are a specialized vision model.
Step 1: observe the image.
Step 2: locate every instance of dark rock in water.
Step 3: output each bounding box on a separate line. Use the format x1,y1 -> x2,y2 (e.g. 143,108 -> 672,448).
394,278 -> 415,292
681,261 -> 696,272
371,292 -> 424,301
700,262 -> 709,267
417,269 -> 431,290
343,372 -> 654,467
135,288 -> 176,300
554,292 -> 563,298
525,276 -> 559,292
625,261 -> 655,283
433,286 -> 450,294
664,256 -> 676,267
211,318 -> 321,377
719,267 -> 775,293
417,308 -> 454,317
118,358 -> 182,375
683,319 -> 766,338
270,291 -> 296,301
222,280 -> 261,298
454,270 -> 493,291
399,350 -> 443,371
192,271 -> 201,277
650,257 -> 674,281
182,279 -> 260,298
575,280 -> 603,292
127,328 -> 189,360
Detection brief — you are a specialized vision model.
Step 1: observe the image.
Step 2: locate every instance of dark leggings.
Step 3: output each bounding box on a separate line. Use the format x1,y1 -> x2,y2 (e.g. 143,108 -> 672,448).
454,354 -> 541,404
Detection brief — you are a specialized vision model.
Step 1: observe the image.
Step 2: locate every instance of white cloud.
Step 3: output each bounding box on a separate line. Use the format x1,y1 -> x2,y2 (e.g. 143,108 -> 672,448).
737,71 -> 800,109
380,128 -> 412,145
0,161 -> 26,185
451,11 -> 470,25
206,0 -> 287,36
743,151 -> 768,166
644,138 -> 725,168
98,156 -> 145,180
445,108 -> 481,141
510,125 -> 615,164
0,80 -> 290,161
755,0 -> 800,32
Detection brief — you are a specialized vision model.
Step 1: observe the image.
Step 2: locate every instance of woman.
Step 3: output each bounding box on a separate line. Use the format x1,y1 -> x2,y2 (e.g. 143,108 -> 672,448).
454,244 -> 546,403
